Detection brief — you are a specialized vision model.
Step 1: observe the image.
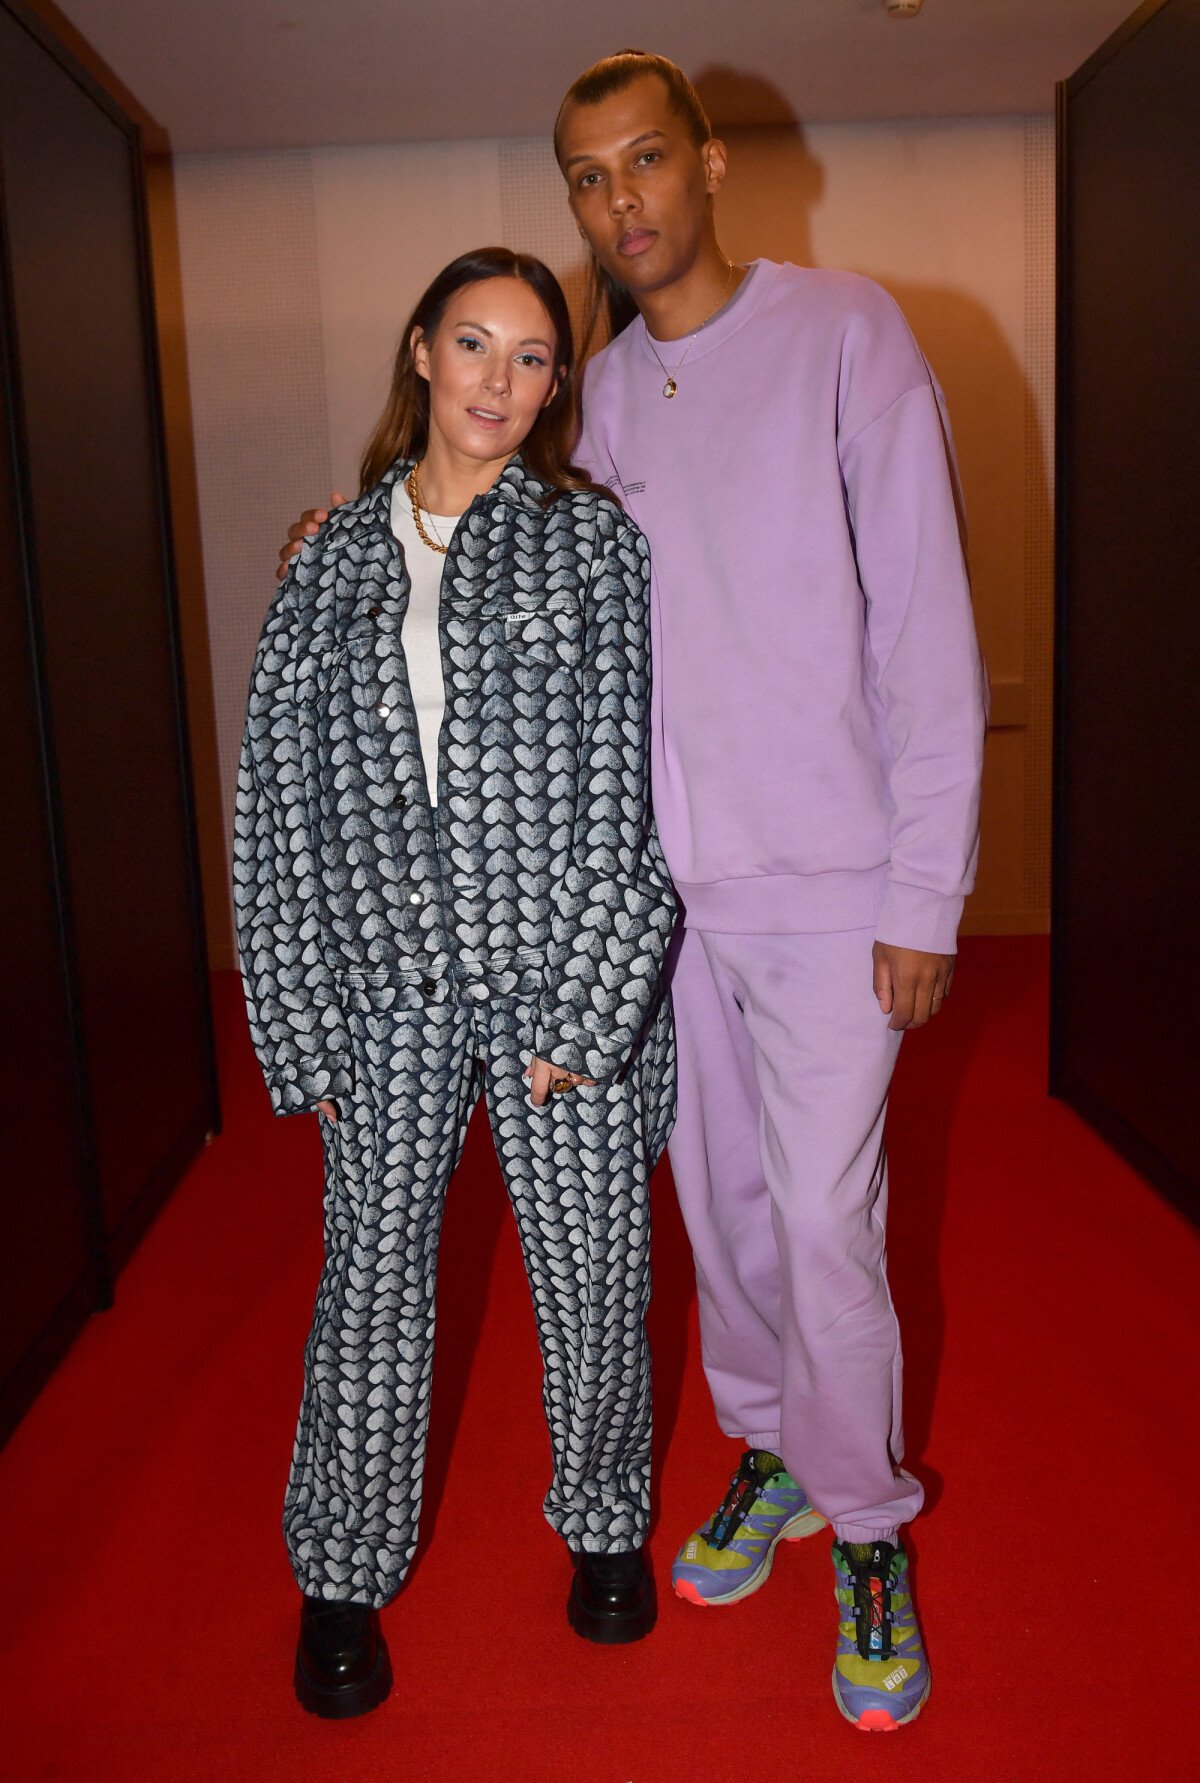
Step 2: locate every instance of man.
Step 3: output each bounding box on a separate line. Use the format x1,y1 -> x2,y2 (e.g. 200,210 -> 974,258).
280,50 -> 985,1731
555,51 -> 984,1733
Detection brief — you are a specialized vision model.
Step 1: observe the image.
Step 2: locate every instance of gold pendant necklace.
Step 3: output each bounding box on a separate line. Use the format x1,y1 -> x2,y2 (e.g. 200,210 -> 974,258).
406,465 -> 448,554
647,262 -> 737,399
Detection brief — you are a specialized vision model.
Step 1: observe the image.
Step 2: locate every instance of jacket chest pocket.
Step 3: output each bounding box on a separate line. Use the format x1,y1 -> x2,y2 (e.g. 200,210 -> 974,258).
295,615 -> 403,708
292,628 -> 412,811
292,629 -> 414,883
499,597 -> 584,670
293,645 -> 349,706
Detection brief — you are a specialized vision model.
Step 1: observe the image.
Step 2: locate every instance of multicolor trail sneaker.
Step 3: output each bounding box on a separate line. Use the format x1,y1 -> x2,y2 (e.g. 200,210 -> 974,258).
671,1449 -> 826,1606
831,1540 -> 930,1731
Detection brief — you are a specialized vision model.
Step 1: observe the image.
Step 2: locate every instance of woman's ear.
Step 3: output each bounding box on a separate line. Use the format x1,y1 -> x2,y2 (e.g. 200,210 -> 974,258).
411,325 -> 431,383
542,367 -> 567,410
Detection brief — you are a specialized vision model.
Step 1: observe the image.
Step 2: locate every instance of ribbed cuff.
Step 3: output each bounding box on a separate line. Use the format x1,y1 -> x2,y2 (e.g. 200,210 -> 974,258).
675,867 -> 886,935
266,1055 -> 354,1118
834,1524 -> 901,1547
874,880 -> 964,955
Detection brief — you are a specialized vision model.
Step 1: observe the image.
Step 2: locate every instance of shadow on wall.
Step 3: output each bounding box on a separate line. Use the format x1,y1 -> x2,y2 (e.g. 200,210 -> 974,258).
695,66 -> 1053,932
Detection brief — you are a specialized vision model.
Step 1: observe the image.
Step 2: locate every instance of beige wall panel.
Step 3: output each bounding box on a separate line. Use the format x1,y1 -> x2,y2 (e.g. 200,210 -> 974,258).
1021,116 -> 1055,921
971,727 -> 1034,929
173,151 -> 333,965
498,139 -> 590,340
310,143 -> 503,498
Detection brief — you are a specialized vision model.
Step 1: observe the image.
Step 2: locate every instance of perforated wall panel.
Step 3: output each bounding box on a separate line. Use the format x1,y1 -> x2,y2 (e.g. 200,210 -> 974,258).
174,150 -> 333,894
498,139 -> 591,341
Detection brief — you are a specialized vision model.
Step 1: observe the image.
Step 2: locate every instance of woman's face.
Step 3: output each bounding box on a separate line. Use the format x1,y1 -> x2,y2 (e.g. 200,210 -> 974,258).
413,276 -> 562,465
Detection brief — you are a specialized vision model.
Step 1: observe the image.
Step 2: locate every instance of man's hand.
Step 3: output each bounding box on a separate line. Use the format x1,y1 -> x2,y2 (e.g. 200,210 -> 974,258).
277,492 -> 348,582
872,942 -> 955,1032
524,1056 -> 597,1107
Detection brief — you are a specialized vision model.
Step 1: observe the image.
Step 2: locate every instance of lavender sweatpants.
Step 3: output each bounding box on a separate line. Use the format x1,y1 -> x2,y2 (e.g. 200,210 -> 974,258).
668,925 -> 923,1541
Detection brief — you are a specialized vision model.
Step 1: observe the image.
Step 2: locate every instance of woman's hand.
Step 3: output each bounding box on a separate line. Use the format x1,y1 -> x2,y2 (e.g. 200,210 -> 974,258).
277,492 -> 348,582
524,1057 -> 597,1107
315,1099 -> 339,1122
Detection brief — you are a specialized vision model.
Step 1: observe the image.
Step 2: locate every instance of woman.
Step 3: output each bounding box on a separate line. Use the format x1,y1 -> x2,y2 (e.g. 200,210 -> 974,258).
234,248 -> 677,1718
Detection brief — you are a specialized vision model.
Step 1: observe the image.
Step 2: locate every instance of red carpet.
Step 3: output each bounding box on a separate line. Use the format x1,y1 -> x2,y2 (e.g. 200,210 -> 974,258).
1,939 -> 1197,1780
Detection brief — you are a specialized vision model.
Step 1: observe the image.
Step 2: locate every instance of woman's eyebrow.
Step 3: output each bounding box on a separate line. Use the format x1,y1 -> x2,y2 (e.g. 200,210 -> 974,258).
455,319 -> 552,351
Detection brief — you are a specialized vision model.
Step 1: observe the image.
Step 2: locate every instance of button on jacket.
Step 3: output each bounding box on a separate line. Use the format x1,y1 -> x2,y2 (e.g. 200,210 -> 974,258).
234,454 -> 678,1116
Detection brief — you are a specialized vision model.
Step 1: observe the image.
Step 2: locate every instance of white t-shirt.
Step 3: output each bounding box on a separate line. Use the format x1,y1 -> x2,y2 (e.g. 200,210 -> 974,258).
388,482 -> 461,805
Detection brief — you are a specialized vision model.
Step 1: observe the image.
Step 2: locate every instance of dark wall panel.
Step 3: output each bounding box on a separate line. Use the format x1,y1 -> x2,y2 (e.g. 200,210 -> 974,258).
0,0 -> 218,1441
0,4 -> 216,1248
0,293 -> 100,1396
1054,0 -> 1200,1216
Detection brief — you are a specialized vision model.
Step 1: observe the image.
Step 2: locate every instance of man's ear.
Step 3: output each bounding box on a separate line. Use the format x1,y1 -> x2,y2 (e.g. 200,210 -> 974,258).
703,137 -> 729,197
411,325 -> 431,382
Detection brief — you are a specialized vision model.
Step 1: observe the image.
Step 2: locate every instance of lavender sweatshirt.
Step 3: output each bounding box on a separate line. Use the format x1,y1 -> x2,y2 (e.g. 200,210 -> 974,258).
577,259 -> 987,955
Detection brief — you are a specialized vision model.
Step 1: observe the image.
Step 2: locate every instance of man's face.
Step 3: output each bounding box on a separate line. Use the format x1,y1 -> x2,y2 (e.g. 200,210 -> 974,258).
557,74 -> 725,298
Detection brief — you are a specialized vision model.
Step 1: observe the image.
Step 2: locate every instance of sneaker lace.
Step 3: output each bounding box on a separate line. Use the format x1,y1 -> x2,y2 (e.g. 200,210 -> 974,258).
846,1547 -> 895,1662
704,1451 -> 764,1551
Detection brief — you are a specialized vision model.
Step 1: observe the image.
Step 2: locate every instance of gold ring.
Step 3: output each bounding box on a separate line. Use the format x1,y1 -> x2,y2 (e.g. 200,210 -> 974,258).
550,1076 -> 575,1095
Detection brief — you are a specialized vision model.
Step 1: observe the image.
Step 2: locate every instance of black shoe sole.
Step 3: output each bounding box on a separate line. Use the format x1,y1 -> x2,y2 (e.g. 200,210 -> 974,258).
566,1586 -> 658,1646
294,1642 -> 393,1719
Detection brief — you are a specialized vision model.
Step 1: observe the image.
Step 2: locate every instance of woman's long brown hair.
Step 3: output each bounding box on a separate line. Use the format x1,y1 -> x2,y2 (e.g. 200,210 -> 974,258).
554,50 -> 714,360
358,247 -> 611,503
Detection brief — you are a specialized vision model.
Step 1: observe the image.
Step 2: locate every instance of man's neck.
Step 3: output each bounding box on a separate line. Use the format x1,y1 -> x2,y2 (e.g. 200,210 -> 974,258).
636,244 -> 748,342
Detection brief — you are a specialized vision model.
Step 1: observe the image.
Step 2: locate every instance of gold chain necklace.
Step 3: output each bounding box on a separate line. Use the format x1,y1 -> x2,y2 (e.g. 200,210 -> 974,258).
406,464 -> 449,554
646,262 -> 737,399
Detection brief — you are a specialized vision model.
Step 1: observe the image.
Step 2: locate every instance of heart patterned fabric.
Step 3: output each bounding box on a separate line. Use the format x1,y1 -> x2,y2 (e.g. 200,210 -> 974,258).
233,453 -> 677,1115
232,454 -> 678,1605
286,994 -> 674,1606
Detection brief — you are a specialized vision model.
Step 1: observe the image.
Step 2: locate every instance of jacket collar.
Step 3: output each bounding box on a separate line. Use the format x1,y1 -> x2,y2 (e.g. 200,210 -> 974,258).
330,452 -> 553,540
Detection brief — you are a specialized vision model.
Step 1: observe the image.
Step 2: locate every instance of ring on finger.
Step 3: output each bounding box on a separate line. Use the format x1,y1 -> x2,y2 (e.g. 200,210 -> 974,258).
550,1076 -> 575,1095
